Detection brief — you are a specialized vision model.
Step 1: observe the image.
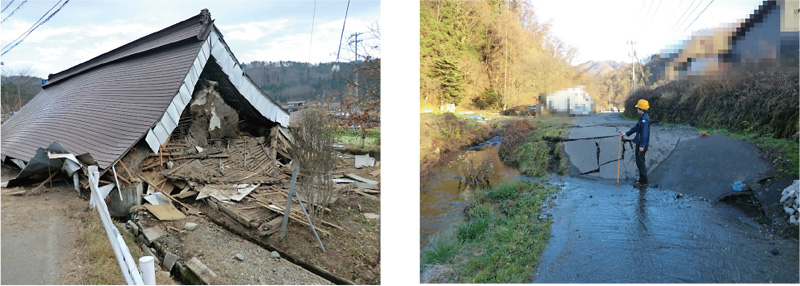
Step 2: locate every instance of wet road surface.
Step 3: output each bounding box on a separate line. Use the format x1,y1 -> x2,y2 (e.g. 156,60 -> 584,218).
535,113 -> 799,283
534,177 -> 798,283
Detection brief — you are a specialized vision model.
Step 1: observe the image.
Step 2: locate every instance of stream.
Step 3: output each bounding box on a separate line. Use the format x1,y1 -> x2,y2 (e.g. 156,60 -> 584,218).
420,136 -> 521,246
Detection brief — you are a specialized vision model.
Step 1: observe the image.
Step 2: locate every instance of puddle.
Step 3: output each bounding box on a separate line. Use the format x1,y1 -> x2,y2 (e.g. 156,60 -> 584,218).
720,193 -> 771,225
420,137 -> 520,246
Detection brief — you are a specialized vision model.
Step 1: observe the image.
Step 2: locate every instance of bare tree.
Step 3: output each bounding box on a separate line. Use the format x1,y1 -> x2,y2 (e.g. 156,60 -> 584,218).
1,65 -> 39,122
289,103 -> 337,221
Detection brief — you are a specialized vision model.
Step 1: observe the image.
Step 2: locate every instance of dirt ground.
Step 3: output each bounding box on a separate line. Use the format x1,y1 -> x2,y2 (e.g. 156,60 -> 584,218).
139,213 -> 332,285
1,167 -> 85,285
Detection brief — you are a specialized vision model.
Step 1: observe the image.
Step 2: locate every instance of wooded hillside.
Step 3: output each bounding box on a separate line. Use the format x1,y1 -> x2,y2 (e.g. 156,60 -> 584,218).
242,60 -> 379,104
420,0 -> 586,110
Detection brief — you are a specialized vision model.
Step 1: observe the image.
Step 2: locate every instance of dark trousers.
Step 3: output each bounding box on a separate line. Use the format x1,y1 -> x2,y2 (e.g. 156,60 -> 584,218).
635,144 -> 647,184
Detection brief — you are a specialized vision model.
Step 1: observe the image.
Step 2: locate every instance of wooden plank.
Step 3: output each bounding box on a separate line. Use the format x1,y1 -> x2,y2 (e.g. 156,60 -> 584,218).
118,160 -> 137,182
270,127 -> 278,161
257,202 -> 331,236
114,171 -> 131,185
257,216 -> 284,236
214,198 -> 255,227
144,204 -> 186,220
353,189 -> 379,201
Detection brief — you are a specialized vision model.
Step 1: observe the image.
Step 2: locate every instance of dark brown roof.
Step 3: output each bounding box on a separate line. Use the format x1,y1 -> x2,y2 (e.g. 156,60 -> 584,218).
2,10 -> 211,169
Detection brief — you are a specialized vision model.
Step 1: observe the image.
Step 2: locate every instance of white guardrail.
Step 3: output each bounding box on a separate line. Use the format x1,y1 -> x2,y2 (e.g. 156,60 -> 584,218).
88,165 -> 155,285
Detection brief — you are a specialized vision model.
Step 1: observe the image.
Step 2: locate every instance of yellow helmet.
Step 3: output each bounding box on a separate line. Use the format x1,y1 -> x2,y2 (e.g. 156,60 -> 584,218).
635,99 -> 649,110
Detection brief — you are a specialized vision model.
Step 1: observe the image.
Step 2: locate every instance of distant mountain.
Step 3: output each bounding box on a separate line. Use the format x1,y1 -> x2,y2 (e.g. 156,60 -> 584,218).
576,60 -> 628,77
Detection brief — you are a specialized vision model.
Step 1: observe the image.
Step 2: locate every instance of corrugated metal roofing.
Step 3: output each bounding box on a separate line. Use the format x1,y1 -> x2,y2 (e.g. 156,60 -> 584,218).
1,10 -> 289,171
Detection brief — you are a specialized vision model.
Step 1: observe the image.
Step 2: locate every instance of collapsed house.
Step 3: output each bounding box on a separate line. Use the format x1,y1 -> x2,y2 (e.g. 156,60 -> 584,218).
0,10 -> 304,219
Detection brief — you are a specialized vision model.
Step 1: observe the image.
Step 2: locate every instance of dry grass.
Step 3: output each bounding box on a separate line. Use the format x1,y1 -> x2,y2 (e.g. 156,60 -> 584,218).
75,204 -> 148,285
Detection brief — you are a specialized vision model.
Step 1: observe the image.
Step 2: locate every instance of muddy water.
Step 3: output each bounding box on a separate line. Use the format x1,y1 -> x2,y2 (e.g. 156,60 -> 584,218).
420,137 -> 520,246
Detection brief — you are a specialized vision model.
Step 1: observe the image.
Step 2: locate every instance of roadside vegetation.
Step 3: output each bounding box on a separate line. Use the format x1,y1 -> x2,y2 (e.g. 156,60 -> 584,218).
498,119 -> 571,177
422,180 -> 556,283
72,204 -> 144,284
420,113 -> 492,170
624,71 -> 799,178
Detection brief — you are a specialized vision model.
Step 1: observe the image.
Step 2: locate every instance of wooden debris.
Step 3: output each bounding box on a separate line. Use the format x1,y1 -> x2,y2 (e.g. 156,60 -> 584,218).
118,160 -> 136,182
145,204 -> 186,220
5,190 -> 27,196
167,159 -> 194,175
36,171 -> 60,188
353,189 -> 379,201
212,198 -> 255,227
257,216 -> 284,236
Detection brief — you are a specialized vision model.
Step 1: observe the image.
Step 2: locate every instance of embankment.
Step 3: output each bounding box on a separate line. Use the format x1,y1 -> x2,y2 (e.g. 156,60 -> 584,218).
420,113 -> 492,171
624,71 -> 798,139
624,71 -> 799,177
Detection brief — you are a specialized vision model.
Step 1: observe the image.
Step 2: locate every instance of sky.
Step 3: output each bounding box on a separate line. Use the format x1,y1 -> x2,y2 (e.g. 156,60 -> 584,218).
0,0 -> 380,78
531,0 -> 768,65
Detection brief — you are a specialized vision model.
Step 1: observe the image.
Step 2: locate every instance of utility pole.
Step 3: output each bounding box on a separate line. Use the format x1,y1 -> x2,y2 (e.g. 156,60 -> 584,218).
628,40 -> 636,94
348,32 -> 364,97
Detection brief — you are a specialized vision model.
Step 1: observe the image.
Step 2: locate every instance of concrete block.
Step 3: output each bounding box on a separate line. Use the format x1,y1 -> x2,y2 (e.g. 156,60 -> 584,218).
163,252 -> 179,272
127,220 -> 140,236
140,245 -> 161,266
143,227 -> 165,244
186,257 -> 218,284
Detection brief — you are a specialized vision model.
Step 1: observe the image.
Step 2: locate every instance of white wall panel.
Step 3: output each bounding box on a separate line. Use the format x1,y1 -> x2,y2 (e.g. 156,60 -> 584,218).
145,131 -> 160,154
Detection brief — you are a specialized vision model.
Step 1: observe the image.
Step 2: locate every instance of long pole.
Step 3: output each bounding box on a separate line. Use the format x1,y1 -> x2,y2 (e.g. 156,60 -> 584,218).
617,136 -> 622,184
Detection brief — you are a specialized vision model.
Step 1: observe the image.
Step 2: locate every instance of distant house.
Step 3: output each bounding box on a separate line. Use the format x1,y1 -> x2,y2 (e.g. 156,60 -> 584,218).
538,86 -> 595,116
666,0 -> 799,80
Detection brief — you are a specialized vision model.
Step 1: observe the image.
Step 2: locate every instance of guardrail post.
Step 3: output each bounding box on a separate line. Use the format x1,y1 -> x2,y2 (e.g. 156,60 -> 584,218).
139,256 -> 156,285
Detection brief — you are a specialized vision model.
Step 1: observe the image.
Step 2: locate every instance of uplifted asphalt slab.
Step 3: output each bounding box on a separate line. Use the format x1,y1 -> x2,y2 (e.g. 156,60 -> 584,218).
649,134 -> 771,201
564,113 -> 769,201
564,113 -> 696,182
534,177 -> 799,283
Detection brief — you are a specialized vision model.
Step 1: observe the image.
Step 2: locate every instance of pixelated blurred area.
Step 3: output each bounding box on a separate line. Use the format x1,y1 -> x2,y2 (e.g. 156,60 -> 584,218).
662,0 -> 799,80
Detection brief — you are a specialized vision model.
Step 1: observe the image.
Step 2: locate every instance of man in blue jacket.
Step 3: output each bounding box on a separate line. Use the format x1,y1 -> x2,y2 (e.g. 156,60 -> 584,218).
620,99 -> 650,187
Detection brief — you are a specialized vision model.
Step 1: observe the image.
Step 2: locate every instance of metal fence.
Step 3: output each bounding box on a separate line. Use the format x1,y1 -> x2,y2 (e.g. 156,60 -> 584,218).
87,165 -> 155,285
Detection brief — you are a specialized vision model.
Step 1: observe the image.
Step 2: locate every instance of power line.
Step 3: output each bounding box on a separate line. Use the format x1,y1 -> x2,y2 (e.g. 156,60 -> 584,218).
2,0 -> 69,56
1,0 -> 27,24
308,0 -> 316,63
669,0 -> 698,33
335,0 -> 351,62
683,0 -> 715,32
3,0 -> 62,51
675,0 -> 705,32
647,0 -> 663,27
2,0 -> 15,13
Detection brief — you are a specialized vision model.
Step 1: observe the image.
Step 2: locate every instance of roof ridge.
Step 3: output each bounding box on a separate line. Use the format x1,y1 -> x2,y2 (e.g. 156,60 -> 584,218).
44,9 -> 213,87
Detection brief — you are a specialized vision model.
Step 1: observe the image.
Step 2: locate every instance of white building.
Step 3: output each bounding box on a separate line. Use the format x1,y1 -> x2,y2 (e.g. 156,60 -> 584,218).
538,86 -> 595,116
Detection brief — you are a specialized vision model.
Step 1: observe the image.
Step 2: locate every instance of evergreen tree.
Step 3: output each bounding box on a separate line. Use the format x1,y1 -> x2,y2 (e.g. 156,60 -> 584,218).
432,57 -> 465,104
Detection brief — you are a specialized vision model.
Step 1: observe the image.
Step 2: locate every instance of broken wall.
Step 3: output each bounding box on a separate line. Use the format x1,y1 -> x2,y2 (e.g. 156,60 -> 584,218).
185,80 -> 240,148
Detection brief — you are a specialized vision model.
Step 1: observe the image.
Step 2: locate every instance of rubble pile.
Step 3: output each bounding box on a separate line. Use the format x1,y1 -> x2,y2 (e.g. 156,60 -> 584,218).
781,180 -> 799,225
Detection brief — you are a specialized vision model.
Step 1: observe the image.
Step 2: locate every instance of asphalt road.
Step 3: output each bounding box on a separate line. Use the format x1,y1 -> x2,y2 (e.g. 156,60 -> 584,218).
1,183 -> 83,285
534,113 -> 799,283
